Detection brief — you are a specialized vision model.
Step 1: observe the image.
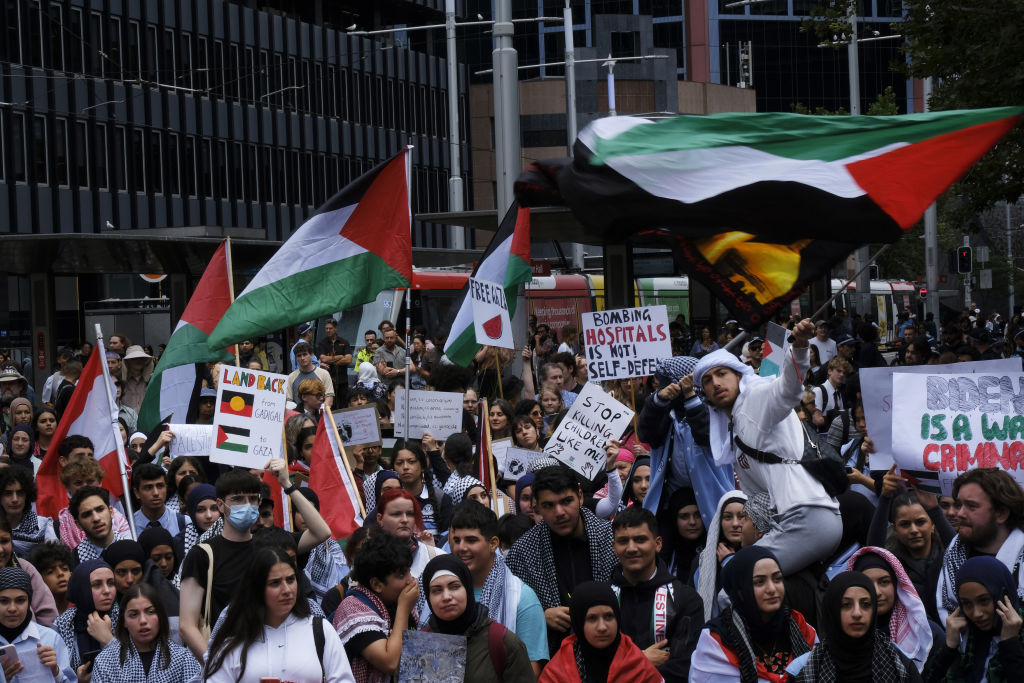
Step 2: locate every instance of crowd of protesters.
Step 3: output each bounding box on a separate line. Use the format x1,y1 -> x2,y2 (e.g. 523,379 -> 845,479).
0,302 -> 1021,682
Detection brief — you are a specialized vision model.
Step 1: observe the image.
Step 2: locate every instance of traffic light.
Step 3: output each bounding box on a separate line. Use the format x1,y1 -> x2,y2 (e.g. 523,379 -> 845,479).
920,288 -> 927,299
957,246 -> 973,274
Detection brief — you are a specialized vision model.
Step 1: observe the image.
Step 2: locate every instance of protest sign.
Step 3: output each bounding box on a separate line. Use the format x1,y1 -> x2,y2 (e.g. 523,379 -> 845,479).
581,305 -> 671,381
497,446 -> 546,479
211,366 -> 288,468
490,438 -> 512,473
892,370 -> 1024,494
544,383 -> 634,479
333,405 -> 381,446
393,389 -> 464,440
469,277 -> 514,349
167,424 -> 214,458
399,630 -> 466,683
861,359 -> 1020,476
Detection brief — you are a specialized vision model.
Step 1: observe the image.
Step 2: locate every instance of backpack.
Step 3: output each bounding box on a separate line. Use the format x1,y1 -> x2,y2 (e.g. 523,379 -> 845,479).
313,616 -> 326,682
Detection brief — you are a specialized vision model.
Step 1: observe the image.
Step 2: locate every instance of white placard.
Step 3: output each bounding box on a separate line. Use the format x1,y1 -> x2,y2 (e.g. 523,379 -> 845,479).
211,366 -> 288,468
167,424 -> 214,458
861,358 -> 1020,473
498,446 -> 546,479
581,305 -> 672,381
393,388 -> 465,440
470,277 -> 514,349
490,438 -> 512,472
891,370 -> 1024,493
333,405 -> 382,446
543,383 -> 634,479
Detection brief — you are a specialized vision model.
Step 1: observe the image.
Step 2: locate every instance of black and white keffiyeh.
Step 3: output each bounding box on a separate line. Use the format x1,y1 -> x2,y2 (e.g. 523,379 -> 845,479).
795,630 -> 907,683
940,529 -> 1024,618
54,603 -> 120,670
446,475 -> 485,505
91,638 -> 201,683
479,549 -> 509,623
505,506 -> 616,610
75,529 -> 132,564
12,509 -> 48,545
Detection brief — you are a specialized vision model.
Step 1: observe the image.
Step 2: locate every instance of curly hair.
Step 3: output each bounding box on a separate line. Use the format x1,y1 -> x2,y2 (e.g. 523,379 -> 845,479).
0,466 -> 36,505
352,532 -> 413,587
953,467 -> 1024,530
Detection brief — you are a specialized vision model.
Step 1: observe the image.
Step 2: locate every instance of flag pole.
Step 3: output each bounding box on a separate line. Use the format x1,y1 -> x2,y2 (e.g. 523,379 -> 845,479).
325,407 -> 367,519
279,421 -> 292,530
404,287 -> 412,441
94,324 -> 138,540
225,237 -> 242,367
481,398 -> 501,514
493,347 -> 504,400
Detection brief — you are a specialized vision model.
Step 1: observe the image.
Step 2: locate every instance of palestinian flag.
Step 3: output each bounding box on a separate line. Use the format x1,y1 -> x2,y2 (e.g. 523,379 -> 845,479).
138,241 -> 234,432
516,107 -> 1021,327
758,322 -> 789,378
900,468 -> 942,495
38,334 -> 127,518
220,389 -> 254,418
309,412 -> 364,539
207,148 -> 413,349
443,203 -> 532,366
215,424 -> 250,454
558,107 -> 1022,242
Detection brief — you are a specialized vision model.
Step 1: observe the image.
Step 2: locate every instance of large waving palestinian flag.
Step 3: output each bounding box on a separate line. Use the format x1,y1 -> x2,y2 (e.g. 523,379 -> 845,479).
443,203 -> 532,366
208,148 -> 413,349
516,107 -> 1021,326
138,241 -> 234,432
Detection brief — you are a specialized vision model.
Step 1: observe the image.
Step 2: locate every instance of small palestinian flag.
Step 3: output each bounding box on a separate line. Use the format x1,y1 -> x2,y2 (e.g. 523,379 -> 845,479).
220,390 -> 254,418
900,468 -> 942,495
216,424 -> 250,454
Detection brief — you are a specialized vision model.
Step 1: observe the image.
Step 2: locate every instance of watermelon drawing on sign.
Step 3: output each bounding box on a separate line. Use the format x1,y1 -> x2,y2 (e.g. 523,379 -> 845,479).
482,315 -> 503,339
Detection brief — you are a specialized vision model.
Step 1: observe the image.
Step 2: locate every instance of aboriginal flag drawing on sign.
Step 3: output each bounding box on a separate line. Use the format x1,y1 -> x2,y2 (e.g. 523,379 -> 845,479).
221,390 -> 254,418
216,424 -> 250,454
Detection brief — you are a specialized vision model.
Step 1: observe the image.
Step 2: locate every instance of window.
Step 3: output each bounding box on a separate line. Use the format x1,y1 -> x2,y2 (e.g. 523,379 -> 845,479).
145,25 -> 158,81
149,131 -> 162,193
273,148 -> 285,203
132,129 -> 145,192
32,116 -> 48,185
180,34 -> 193,89
610,31 -> 637,58
167,133 -> 179,195
91,123 -> 106,189
106,16 -> 120,79
245,144 -> 256,202
213,40 -> 225,97
112,126 -> 127,190
197,37 -> 209,91
126,21 -> 141,80
258,50 -> 269,101
26,3 -> 43,67
162,29 -> 176,86
300,152 -> 312,206
314,62 -> 323,114
326,65 -> 336,117
67,8 -> 84,73
53,118 -> 68,186
46,3 -> 64,71
229,43 -> 240,100
231,142 -> 242,200
183,136 -> 197,197
245,47 -> 256,102
214,140 -> 227,198
258,147 -> 270,202
199,139 -> 211,198
11,113 -> 26,182
287,150 -> 298,204
5,2 -> 21,63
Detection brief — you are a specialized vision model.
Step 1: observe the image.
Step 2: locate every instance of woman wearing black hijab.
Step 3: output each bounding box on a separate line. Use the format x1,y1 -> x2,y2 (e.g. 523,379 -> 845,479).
658,486 -> 705,585
53,558 -> 119,672
691,546 -> 817,682
540,580 -> 662,683
421,554 -> 534,682
794,571 -> 921,682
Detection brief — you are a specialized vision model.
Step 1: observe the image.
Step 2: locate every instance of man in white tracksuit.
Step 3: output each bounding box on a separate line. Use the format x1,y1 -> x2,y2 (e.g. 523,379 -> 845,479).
691,319 -> 843,575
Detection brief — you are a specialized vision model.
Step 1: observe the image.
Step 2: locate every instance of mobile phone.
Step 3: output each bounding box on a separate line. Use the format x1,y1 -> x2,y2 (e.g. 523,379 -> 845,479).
81,647 -> 101,665
0,644 -> 17,665
387,361 -> 394,368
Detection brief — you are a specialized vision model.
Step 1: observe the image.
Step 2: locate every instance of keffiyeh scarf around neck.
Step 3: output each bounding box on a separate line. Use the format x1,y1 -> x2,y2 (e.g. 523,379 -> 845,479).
12,509 -> 47,545
716,604 -> 811,683
479,550 -> 509,625
940,529 -> 1024,618
797,629 -> 907,683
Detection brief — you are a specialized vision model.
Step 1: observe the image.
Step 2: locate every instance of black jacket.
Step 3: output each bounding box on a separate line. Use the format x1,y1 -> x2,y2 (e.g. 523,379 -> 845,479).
611,558 -> 704,683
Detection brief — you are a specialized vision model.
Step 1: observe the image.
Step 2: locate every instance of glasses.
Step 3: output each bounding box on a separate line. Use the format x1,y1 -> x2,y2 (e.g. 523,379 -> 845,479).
225,494 -> 260,506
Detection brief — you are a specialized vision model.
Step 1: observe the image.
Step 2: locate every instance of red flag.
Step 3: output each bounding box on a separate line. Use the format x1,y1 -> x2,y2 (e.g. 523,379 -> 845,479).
261,470 -> 292,531
308,414 -> 363,539
38,348 -> 126,518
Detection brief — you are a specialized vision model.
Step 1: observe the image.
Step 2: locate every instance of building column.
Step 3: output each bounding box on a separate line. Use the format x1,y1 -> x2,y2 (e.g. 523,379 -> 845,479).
29,273 -> 57,393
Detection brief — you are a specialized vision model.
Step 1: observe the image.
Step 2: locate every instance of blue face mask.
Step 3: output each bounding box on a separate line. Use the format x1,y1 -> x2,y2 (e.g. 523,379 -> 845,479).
227,503 -> 260,531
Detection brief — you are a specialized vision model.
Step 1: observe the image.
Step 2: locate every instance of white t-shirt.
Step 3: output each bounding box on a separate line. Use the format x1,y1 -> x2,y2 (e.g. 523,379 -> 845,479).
204,614 -> 355,683
810,337 -> 837,365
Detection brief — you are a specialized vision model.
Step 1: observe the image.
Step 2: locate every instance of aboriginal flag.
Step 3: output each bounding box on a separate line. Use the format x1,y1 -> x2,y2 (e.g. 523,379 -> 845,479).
220,390 -> 254,418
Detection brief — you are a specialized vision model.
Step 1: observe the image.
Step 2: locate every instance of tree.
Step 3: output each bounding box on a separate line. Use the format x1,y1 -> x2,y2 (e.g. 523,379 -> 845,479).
900,0 -> 1024,222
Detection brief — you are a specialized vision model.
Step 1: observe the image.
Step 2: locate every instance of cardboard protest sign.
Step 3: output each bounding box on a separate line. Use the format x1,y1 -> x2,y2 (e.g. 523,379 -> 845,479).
399,630 -> 466,683
497,446 -> 546,479
892,370 -> 1024,494
211,367 -> 288,468
544,383 -> 634,479
333,405 -> 381,446
469,277 -> 514,349
167,424 -> 214,458
490,438 -> 512,473
861,358 -> 1020,477
581,305 -> 671,381
393,389 -> 464,440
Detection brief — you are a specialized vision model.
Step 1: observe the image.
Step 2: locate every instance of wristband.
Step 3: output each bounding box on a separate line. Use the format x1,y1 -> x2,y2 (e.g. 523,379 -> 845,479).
283,484 -> 299,496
